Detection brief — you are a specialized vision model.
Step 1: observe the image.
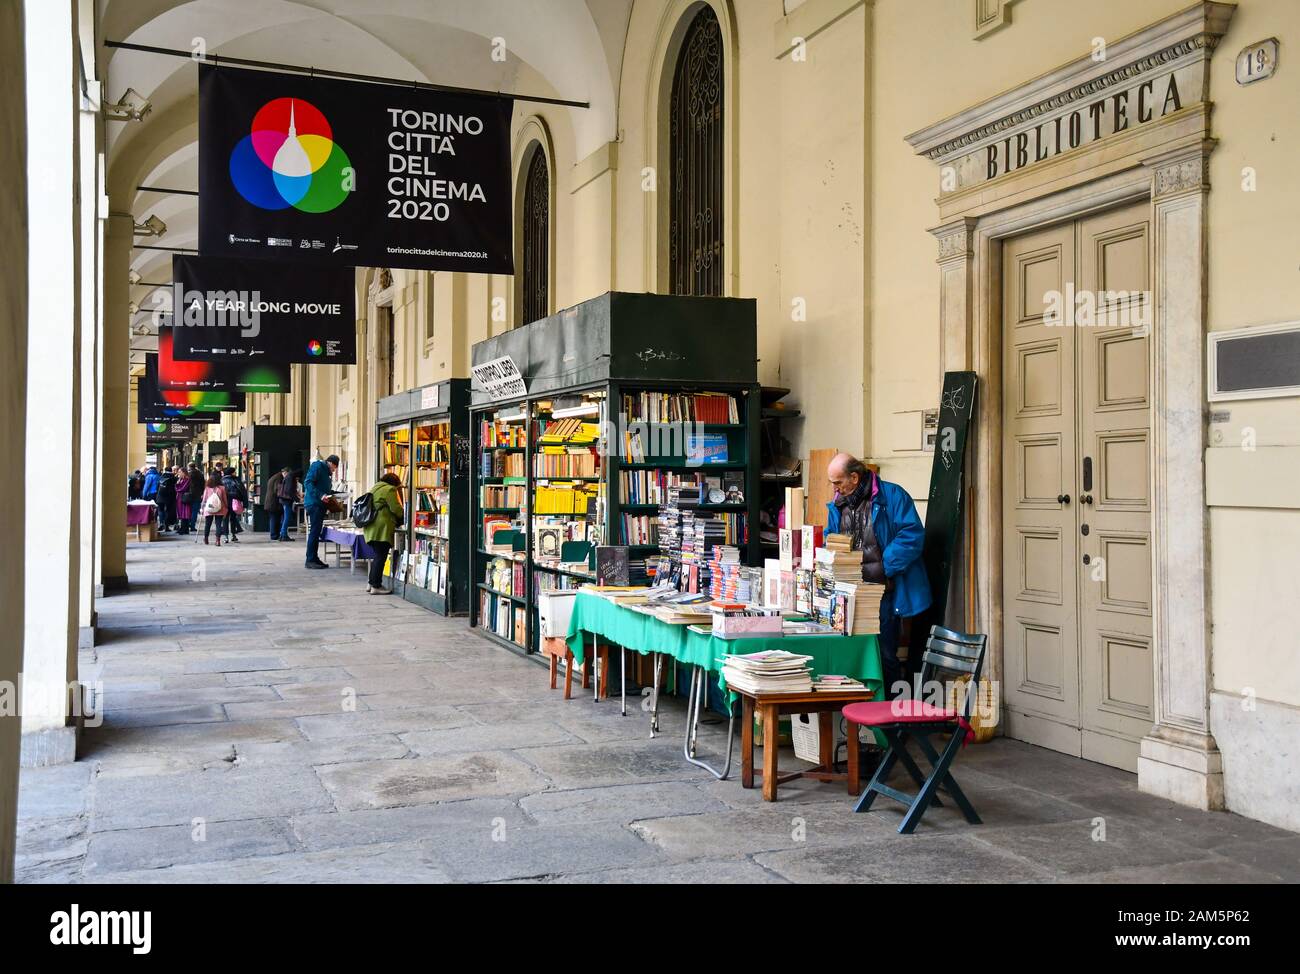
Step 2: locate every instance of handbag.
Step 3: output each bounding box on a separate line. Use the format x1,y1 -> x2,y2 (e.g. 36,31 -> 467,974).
231,498 -> 244,514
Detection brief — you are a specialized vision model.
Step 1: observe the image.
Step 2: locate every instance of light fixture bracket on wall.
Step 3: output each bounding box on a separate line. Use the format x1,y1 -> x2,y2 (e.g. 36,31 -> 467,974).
102,87 -> 152,121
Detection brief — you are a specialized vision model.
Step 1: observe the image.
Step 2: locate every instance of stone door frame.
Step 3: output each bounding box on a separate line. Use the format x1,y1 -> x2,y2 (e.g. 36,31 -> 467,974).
908,2 -> 1235,808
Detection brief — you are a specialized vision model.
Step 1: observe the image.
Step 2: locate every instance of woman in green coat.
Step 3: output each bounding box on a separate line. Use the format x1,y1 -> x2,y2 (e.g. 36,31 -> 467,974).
364,472 -> 405,594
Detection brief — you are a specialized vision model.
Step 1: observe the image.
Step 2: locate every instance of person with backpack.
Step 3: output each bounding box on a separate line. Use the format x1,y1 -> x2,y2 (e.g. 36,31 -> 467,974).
222,468 -> 249,543
156,466 -> 178,532
201,471 -> 229,546
142,466 -> 159,501
357,472 -> 404,594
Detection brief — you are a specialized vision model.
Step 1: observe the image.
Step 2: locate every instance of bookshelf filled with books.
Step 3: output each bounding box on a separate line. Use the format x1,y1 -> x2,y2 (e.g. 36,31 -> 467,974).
374,379 -> 470,616
468,291 -> 761,658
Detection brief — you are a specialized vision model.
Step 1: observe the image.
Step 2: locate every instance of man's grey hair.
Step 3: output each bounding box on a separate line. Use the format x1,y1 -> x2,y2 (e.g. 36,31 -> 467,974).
843,457 -> 871,482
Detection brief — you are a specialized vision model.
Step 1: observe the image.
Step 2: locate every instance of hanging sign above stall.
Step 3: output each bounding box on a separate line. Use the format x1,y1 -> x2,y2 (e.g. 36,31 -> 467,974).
169,254 -> 355,364
158,323 -> 292,394
198,63 -> 514,275
471,355 -> 527,401
139,354 -> 239,422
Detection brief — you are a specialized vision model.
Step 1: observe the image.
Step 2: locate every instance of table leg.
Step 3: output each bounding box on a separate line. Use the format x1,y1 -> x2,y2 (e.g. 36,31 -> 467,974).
818,710 -> 834,772
847,719 -> 861,795
549,651 -> 558,690
761,703 -> 779,802
598,646 -> 609,700
650,653 -> 662,738
620,646 -> 626,717
681,665 -> 734,780
741,696 -> 755,789
563,649 -> 573,700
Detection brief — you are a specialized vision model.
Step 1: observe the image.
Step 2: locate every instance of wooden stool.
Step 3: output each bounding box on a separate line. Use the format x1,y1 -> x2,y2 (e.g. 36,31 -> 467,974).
541,637 -> 609,700
736,687 -> 877,801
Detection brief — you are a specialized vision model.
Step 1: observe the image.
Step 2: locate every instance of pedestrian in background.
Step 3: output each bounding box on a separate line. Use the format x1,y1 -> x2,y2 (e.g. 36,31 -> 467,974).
185,463 -> 205,537
175,466 -> 193,535
264,466 -> 292,541
156,466 -> 178,532
362,472 -> 404,594
303,455 -> 340,569
222,467 -> 248,543
276,467 -> 299,540
201,471 -> 229,546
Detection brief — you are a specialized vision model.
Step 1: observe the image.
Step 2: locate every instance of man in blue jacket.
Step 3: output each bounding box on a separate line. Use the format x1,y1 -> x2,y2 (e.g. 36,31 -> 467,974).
825,453 -> 931,696
303,454 -> 340,569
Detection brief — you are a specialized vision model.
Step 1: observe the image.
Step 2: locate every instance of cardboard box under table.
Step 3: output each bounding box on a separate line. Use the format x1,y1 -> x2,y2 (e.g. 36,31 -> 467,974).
565,589 -> 882,782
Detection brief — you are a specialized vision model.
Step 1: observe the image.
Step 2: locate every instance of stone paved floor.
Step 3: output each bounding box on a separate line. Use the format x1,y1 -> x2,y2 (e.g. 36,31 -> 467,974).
15,532 -> 1299,883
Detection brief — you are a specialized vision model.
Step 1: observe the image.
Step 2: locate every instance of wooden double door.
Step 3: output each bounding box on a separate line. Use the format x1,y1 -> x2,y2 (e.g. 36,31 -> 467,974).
1001,200 -> 1154,771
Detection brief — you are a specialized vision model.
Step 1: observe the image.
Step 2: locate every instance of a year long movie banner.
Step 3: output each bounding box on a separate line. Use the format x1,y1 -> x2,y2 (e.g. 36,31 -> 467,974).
170,254 -> 356,364
198,63 -> 514,274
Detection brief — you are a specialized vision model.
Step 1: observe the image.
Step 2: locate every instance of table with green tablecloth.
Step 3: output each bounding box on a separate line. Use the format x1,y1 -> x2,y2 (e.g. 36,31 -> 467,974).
565,590 -> 883,697
565,589 -> 883,779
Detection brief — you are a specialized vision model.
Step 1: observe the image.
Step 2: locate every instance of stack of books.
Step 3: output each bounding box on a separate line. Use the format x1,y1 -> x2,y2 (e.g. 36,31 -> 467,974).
720,650 -> 814,695
831,582 -> 885,635
812,539 -> 861,626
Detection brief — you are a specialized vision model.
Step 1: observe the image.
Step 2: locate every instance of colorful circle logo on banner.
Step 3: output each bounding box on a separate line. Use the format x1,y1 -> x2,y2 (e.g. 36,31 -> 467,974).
307,340 -> 324,357
229,98 -> 352,212
147,423 -> 168,434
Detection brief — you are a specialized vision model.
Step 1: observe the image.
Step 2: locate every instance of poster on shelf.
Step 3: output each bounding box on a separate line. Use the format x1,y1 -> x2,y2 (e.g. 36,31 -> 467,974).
198,63 -> 514,275
158,323 -> 291,394
169,254 -> 355,364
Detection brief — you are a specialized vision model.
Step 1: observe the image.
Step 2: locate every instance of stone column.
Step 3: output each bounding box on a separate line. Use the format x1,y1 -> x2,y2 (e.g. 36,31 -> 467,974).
77,63 -> 100,649
98,211 -> 132,593
0,0 -> 30,885
1137,141 -> 1224,809
21,0 -> 82,766
928,217 -> 995,669
930,217 -> 977,375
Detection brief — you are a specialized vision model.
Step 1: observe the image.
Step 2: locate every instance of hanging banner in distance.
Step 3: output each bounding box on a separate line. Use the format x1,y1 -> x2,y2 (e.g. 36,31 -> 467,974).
169,254 -> 355,364
198,63 -> 514,275
158,324 -> 291,394
145,352 -> 247,411
144,421 -> 196,443
138,355 -> 225,424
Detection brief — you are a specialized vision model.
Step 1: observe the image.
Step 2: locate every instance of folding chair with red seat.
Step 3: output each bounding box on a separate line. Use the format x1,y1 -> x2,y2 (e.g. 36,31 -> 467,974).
843,625 -> 987,834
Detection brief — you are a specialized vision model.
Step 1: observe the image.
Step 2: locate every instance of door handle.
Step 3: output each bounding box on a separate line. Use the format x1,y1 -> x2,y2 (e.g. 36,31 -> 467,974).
1080,494 -> 1094,505
1057,494 -> 1071,505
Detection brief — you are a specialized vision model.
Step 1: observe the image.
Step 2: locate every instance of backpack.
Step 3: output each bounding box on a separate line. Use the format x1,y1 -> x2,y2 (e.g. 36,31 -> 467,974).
203,491 -> 223,516
352,491 -> 377,528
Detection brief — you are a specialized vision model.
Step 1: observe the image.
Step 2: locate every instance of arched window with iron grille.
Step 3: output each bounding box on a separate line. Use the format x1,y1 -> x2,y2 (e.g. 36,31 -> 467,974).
521,146 -> 550,326
669,5 -> 724,297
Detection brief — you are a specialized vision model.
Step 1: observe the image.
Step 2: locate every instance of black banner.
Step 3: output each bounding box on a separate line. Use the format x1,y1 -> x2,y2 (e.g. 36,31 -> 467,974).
198,63 -> 514,274
138,355 -> 225,424
159,323 -> 291,394
170,254 -> 355,364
